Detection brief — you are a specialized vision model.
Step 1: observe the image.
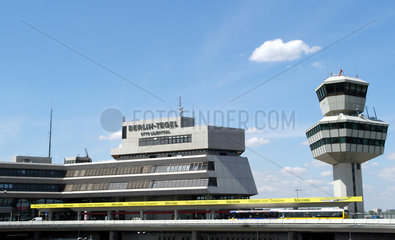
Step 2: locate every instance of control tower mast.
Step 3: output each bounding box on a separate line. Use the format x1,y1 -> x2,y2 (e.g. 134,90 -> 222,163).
305,72 -> 389,215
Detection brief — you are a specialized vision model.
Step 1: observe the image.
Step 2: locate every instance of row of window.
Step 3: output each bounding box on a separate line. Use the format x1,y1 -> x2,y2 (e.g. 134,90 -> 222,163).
139,134 -> 192,146
0,168 -> 65,178
309,137 -> 386,150
316,82 -> 368,102
0,183 -> 62,192
63,178 -> 217,192
65,162 -> 214,177
306,122 -> 388,138
117,149 -> 238,160
0,198 -> 13,207
66,165 -> 152,177
154,162 -> 215,173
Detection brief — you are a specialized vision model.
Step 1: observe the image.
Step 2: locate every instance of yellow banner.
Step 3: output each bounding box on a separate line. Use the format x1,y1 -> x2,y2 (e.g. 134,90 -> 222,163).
31,196 -> 362,209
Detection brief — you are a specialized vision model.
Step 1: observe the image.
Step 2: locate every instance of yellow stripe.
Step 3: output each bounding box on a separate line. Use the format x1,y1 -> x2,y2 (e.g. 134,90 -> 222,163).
31,196 -> 362,209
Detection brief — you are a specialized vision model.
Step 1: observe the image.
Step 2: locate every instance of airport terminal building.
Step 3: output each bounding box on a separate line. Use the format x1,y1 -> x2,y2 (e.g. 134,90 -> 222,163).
0,116 -> 257,221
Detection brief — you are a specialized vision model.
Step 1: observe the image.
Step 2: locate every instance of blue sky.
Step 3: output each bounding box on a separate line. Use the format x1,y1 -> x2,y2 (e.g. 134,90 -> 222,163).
1,1 -> 395,211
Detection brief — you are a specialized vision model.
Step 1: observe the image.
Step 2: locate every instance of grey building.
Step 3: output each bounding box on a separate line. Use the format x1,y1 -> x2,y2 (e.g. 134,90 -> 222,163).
305,75 -> 389,215
0,116 -> 257,220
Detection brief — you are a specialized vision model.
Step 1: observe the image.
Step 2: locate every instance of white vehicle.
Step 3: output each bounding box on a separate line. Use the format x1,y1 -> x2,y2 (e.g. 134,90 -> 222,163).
30,217 -> 43,221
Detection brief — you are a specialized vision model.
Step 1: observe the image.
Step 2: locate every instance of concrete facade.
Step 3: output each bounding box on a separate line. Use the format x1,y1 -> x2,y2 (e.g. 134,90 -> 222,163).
111,116 -> 245,158
0,116 -> 257,221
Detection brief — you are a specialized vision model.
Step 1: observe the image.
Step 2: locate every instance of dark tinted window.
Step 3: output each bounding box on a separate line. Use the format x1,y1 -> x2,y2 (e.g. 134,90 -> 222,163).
0,168 -> 65,178
122,126 -> 127,139
317,82 -> 368,102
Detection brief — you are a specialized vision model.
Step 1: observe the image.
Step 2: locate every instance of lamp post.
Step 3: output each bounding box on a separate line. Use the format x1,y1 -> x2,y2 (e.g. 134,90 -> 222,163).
295,189 -> 302,199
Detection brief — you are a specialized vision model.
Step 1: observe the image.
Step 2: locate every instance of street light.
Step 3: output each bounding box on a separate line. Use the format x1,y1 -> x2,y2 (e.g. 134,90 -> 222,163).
295,189 -> 302,199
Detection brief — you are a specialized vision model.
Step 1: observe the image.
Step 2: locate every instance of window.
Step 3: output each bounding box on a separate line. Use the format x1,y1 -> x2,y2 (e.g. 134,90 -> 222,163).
208,162 -> 215,171
309,136 -> 386,150
317,82 -> 368,102
139,134 -> 192,146
0,183 -> 62,192
208,178 -> 218,187
0,168 -> 66,178
122,126 -> 127,139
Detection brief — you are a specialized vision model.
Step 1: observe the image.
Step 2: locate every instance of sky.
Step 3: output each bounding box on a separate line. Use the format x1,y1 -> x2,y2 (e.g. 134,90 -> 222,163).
1,1 -> 395,211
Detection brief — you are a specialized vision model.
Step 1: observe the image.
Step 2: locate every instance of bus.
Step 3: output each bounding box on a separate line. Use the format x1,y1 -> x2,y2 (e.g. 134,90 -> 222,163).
230,208 -> 348,219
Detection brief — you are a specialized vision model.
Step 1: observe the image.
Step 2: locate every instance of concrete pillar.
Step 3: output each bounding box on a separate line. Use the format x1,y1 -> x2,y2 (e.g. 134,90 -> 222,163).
109,231 -> 118,240
174,210 -> 178,220
48,210 -> 53,221
77,211 -> 80,221
211,209 -> 215,219
288,232 -> 299,240
333,163 -> 364,215
33,231 -> 40,240
191,231 -> 199,240
107,211 -> 111,220
140,210 -> 144,220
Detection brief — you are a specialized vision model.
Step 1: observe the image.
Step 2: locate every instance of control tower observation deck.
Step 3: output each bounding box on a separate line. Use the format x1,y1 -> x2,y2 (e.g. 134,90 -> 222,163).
306,75 -> 389,215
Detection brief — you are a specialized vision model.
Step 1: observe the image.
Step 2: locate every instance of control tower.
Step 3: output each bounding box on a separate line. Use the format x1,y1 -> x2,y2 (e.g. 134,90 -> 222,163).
305,73 -> 389,215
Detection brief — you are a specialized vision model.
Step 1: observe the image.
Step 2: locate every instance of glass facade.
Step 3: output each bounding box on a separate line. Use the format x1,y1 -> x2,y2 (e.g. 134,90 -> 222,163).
139,134 -> 192,146
0,168 -> 65,178
65,161 -> 213,177
316,82 -> 368,102
117,149 -> 238,160
0,183 -> 63,192
64,178 -> 215,192
122,126 -> 127,139
306,122 -> 388,138
309,137 -> 385,151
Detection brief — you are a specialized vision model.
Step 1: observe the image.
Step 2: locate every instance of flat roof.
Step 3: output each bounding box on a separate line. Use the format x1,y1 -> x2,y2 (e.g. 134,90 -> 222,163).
31,196 -> 362,211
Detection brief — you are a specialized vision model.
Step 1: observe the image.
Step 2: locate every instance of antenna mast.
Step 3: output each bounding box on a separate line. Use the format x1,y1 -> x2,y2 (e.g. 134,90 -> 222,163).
179,96 -> 183,117
48,108 -> 53,158
373,107 -> 377,120
365,106 -> 370,118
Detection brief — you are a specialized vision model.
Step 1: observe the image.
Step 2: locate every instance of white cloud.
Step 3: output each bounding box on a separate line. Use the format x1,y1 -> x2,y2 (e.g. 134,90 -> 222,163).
379,166 -> 395,181
249,38 -> 321,62
386,152 -> 395,160
364,161 -> 379,169
245,127 -> 264,134
257,185 -> 276,193
303,179 -> 324,186
311,61 -> 324,68
321,170 -> 332,177
281,166 -> 308,176
98,131 -> 122,140
246,137 -> 270,147
252,170 -> 332,198
304,160 -> 328,168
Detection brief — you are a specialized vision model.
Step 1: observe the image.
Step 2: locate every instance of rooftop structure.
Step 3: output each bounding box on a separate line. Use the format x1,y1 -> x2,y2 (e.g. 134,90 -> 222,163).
111,116 -> 245,160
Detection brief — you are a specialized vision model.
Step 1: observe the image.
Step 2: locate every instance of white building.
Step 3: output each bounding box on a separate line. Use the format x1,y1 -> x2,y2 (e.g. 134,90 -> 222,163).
0,115 -> 257,220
